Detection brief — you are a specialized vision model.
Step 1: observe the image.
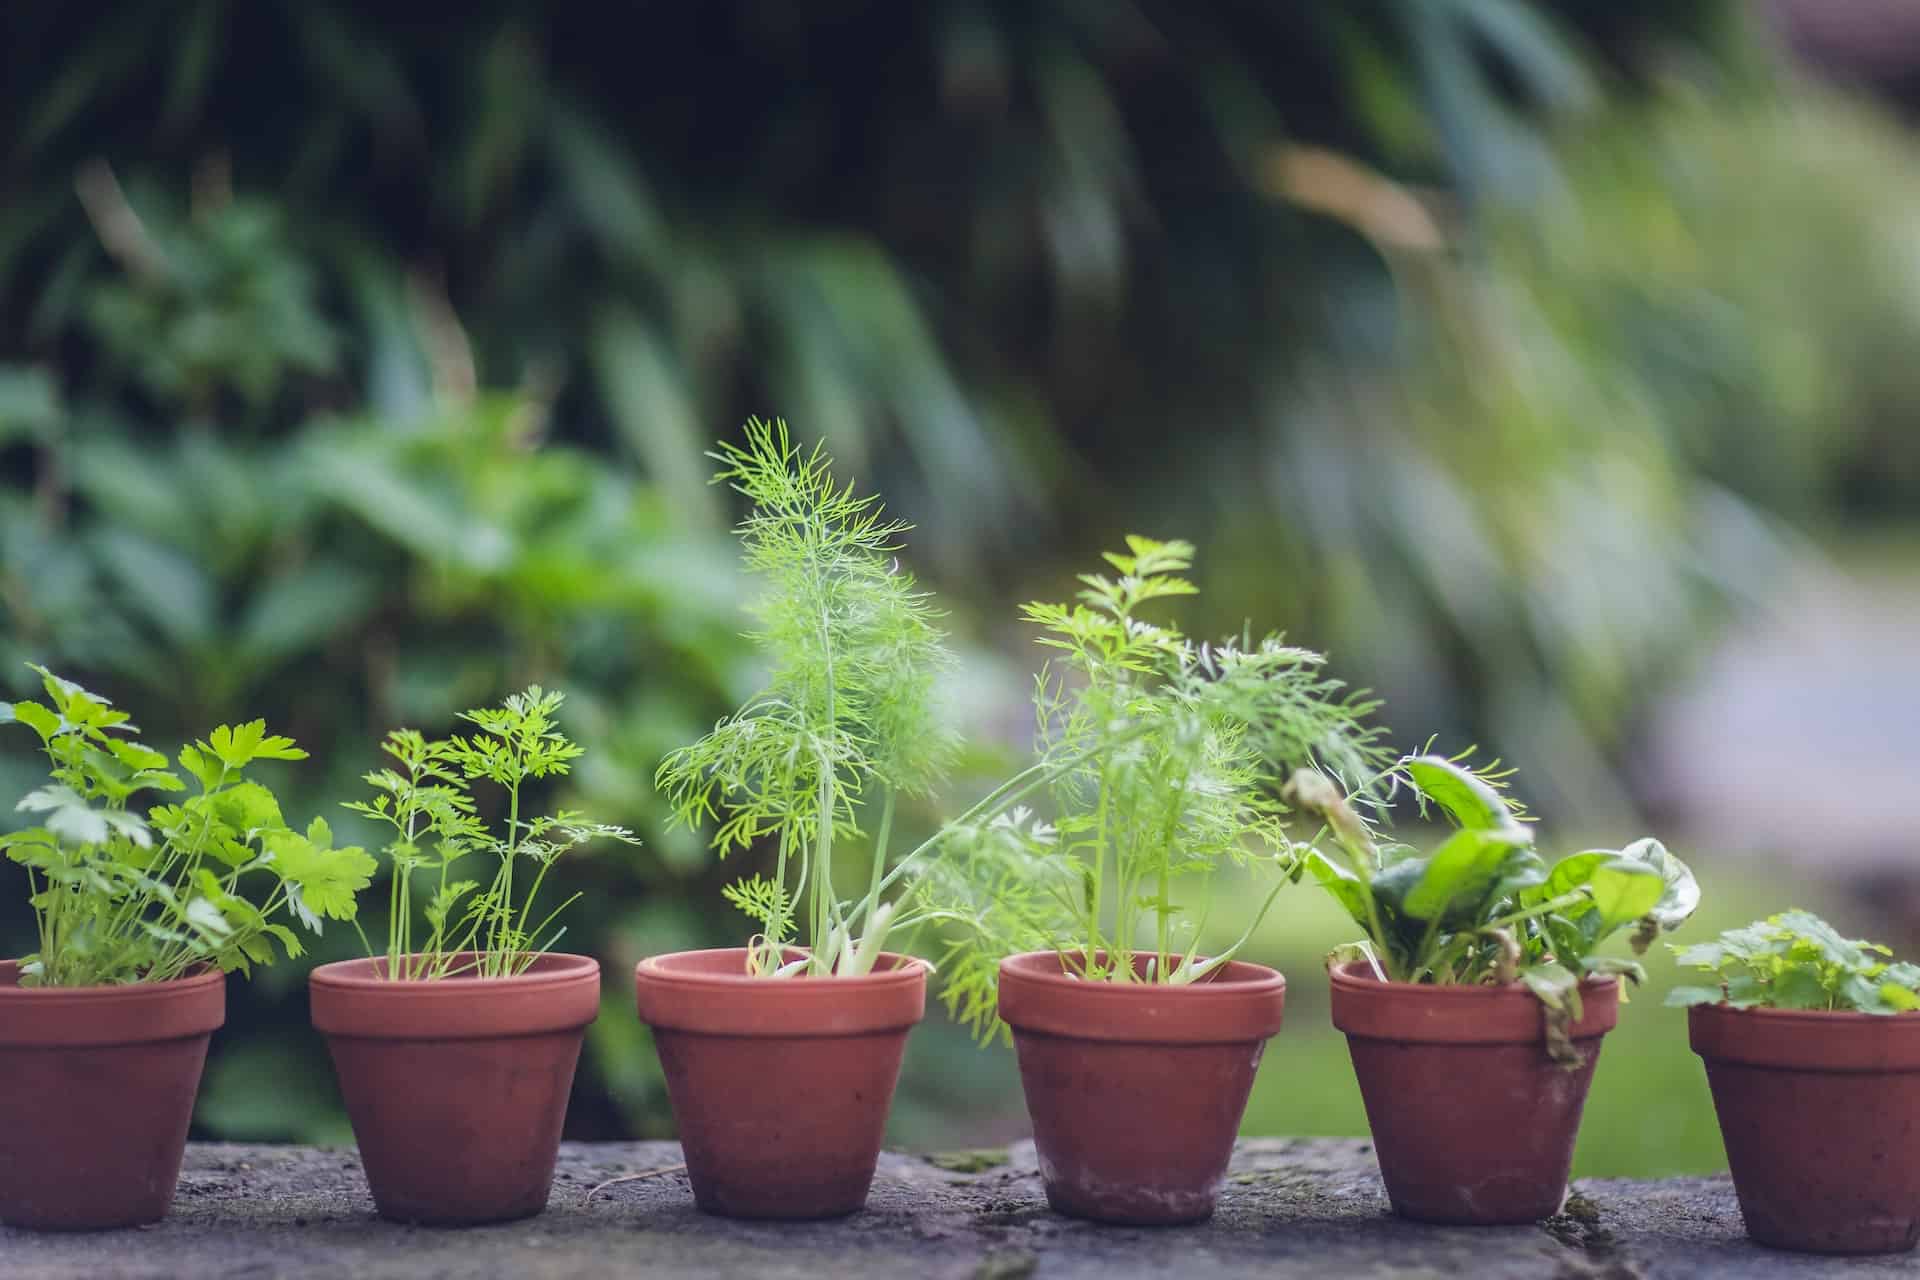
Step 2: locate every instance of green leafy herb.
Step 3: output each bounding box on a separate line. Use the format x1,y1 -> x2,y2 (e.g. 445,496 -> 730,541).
2,665 -> 375,986
916,536 -> 1391,1040
1665,911 -> 1920,1015
657,417 -> 958,978
1286,753 -> 1699,1063
343,686 -> 638,980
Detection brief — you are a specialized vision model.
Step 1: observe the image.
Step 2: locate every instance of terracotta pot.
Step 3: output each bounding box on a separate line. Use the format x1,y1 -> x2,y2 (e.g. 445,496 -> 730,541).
1690,1002 -> 1920,1254
634,948 -> 926,1219
997,950 -> 1286,1225
0,961 -> 225,1230
309,952 -> 599,1225
1328,961 -> 1618,1225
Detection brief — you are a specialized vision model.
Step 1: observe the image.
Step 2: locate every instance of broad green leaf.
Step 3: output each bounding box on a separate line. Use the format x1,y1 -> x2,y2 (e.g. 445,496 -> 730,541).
1402,825 -> 1532,922
105,738 -> 171,772
178,744 -> 223,791
1528,850 -> 1611,907
1663,985 -> 1724,1008
1404,755 -> 1520,831
1771,963 -> 1832,1010
1305,849 -> 1372,930
1881,983 -> 1920,1013
1584,860 -> 1664,932
264,830 -> 375,923
1611,838 -> 1699,931
11,701 -> 61,742
208,781 -> 287,837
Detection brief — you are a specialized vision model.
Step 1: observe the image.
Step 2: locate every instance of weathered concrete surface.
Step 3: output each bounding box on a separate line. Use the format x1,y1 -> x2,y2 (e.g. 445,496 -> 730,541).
0,1140 -> 1911,1279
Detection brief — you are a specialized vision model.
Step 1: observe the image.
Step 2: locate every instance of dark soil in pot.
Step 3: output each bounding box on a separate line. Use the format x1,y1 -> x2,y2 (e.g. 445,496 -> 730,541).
1328,961 -> 1618,1226
997,950 -> 1286,1226
0,960 -> 225,1231
1690,1002 -> 1920,1254
309,952 -> 599,1226
633,948 -> 926,1220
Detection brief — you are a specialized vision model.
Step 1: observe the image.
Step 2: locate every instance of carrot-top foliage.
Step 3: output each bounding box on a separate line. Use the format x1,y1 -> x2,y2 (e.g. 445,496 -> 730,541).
913,537 -> 1391,1039
2,665 -> 376,986
344,686 -> 639,981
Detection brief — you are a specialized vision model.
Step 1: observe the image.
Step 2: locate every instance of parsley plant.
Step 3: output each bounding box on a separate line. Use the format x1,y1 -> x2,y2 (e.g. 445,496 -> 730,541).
2,665 -> 375,986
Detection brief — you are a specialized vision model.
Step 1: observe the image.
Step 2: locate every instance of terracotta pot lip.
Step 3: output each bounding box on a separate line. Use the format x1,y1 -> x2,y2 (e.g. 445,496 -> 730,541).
0,959 -> 225,1000
999,949 -> 1285,995
1328,960 -> 1616,997
1687,1001 -> 1920,1026
636,947 -> 930,989
310,951 -> 599,993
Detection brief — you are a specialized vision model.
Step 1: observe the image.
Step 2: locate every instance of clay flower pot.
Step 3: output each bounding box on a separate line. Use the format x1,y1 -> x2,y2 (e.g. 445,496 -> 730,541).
1690,1003 -> 1920,1254
998,950 -> 1287,1225
0,960 -> 225,1231
634,948 -> 926,1219
1328,961 -> 1618,1225
309,952 -> 599,1225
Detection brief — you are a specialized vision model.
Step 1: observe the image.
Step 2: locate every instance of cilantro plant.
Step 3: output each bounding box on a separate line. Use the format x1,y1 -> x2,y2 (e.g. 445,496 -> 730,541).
914,537 -> 1391,1040
1666,911 -> 1920,1015
345,686 -> 638,981
1,665 -> 376,987
1285,755 -> 1700,1061
657,418 -> 958,979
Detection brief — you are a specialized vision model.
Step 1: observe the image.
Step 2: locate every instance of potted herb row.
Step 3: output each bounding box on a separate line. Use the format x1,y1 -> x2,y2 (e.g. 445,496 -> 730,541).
1287,758 -> 1698,1225
1669,911 -> 1920,1254
309,687 -> 636,1225
0,667 -> 374,1230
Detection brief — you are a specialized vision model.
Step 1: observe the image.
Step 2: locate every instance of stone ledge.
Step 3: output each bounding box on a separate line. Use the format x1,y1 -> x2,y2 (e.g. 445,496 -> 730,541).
0,1140 -> 1900,1279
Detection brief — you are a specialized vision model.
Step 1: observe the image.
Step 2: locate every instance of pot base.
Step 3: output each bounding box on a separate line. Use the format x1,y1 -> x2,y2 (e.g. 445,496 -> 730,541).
0,963 -> 225,1232
311,953 -> 601,1227
635,949 -> 928,1221
998,951 -> 1287,1227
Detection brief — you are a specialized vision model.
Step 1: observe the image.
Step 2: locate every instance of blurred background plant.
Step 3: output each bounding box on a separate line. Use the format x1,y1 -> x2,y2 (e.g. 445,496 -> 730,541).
5,0 -> 1919,1172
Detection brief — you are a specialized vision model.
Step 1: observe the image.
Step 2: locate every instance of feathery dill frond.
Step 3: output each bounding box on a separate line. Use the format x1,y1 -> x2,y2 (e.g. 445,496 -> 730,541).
656,417 -> 957,975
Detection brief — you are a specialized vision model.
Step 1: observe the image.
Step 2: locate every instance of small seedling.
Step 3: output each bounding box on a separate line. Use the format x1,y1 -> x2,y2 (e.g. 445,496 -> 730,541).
1666,910 -> 1920,1014
344,686 -> 638,980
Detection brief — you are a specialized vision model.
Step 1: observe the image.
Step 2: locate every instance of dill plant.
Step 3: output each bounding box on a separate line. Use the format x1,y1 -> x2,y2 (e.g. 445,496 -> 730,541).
657,418 -> 958,978
344,686 -> 638,981
1,665 -> 375,986
909,537 -> 1391,1038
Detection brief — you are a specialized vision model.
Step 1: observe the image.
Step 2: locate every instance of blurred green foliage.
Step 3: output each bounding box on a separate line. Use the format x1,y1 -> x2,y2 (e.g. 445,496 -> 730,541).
4,1 -> 1914,1153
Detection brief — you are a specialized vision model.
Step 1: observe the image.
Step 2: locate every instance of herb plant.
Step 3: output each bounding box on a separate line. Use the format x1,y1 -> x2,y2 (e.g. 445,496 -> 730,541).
916,537 -> 1391,1040
345,686 -> 638,981
1666,911 -> 1920,1015
1,665 -> 376,987
657,418 -> 958,978
1285,755 -> 1700,1062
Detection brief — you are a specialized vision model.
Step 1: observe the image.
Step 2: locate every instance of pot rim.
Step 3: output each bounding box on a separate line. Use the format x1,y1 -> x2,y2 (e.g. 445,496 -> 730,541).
996,949 -> 1287,1045
309,950 -> 599,992
634,946 -> 930,989
634,947 -> 928,1037
1328,960 -> 1619,1044
310,951 -> 601,1041
1688,999 -> 1920,1072
0,959 -> 226,1046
